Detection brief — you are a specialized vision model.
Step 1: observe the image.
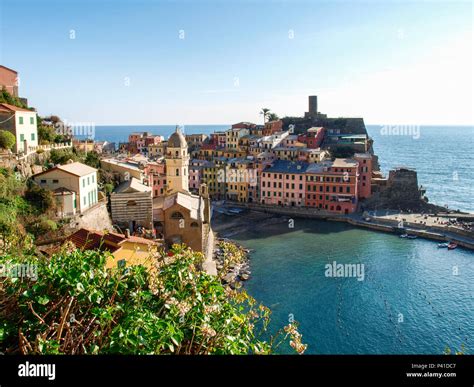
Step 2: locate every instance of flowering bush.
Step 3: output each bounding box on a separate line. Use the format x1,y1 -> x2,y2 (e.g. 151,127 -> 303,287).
0,244 -> 306,354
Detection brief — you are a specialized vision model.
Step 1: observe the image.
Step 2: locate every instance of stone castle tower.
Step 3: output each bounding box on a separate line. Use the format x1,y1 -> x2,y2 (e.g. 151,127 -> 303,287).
166,126 -> 189,194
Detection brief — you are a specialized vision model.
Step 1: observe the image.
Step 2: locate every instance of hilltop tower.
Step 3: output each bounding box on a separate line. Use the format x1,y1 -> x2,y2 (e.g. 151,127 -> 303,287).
165,126 -> 189,194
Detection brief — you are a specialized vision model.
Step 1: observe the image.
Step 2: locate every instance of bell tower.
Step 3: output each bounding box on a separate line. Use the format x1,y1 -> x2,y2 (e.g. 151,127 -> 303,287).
165,126 -> 189,194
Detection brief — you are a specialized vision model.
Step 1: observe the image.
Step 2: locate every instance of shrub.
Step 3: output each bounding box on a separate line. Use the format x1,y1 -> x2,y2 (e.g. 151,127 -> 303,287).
0,244 -> 306,355
25,183 -> 55,213
0,130 -> 16,150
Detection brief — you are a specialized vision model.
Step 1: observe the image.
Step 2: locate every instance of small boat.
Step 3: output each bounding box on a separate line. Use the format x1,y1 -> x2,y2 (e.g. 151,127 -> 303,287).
399,234 -> 408,238
438,242 -> 449,248
407,235 -> 418,239
447,243 -> 458,250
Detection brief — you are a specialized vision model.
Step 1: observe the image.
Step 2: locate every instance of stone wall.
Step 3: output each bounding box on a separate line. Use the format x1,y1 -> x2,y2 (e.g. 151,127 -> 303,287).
64,201 -> 114,233
361,168 -> 445,212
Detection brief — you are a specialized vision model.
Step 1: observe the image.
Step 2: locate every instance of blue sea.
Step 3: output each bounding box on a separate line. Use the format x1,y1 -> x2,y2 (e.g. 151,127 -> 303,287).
90,124 -> 474,213
233,220 -> 474,354
92,124 -> 473,354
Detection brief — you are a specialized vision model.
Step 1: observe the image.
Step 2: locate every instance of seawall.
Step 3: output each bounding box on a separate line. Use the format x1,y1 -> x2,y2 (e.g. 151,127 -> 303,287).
218,202 -> 474,251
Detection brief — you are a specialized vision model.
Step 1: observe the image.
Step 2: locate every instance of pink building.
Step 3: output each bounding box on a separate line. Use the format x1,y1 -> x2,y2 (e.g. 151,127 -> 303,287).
189,159 -> 207,193
260,160 -> 308,206
144,161 -> 166,198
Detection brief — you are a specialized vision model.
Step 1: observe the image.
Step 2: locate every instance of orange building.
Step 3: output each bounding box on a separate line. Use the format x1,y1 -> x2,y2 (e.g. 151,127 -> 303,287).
305,159 -> 359,213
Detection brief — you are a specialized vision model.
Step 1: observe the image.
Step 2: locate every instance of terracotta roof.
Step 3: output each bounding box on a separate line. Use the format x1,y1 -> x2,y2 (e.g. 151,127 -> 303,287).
66,229 -> 113,252
0,103 -> 32,113
66,228 -> 155,252
0,65 -> 18,74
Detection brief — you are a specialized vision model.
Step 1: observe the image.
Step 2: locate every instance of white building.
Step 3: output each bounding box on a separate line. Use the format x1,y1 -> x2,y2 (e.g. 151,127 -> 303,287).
0,103 -> 38,154
33,162 -> 98,216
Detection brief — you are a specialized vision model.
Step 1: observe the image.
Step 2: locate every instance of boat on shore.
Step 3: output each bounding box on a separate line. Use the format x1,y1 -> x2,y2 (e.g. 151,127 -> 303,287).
448,242 -> 458,250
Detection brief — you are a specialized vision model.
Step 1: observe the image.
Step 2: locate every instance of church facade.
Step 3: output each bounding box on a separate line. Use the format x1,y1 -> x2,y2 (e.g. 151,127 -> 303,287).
158,127 -> 214,257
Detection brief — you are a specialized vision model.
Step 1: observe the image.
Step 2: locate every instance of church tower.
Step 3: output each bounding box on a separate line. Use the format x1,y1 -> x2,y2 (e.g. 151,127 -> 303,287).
166,126 -> 189,194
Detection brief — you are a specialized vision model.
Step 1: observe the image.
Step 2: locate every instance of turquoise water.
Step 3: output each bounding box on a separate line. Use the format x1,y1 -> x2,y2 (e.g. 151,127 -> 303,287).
233,220 -> 474,354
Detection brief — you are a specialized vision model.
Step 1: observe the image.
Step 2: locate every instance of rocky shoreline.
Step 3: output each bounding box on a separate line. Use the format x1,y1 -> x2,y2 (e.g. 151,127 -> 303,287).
214,239 -> 253,289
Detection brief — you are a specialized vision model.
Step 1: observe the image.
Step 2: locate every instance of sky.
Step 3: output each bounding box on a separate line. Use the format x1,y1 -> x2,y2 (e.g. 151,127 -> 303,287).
0,0 -> 472,126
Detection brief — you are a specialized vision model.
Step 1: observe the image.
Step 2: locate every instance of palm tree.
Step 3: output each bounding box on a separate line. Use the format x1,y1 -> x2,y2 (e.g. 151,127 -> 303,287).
267,112 -> 279,122
260,108 -> 271,124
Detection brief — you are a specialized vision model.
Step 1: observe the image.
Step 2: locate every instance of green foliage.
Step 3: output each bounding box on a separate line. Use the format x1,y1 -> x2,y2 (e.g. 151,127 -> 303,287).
37,124 -> 57,144
267,112 -> 279,122
0,130 -> 16,150
330,146 -> 355,159
25,216 -> 58,236
25,183 -> 56,213
0,168 -> 59,244
0,244 -> 305,355
103,183 -> 114,194
49,149 -> 78,165
84,151 -> 101,169
0,87 -> 28,109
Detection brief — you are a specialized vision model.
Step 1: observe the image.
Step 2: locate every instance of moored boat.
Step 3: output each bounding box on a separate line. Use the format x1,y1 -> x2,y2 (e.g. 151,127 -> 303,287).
438,242 -> 449,248
407,235 -> 418,239
399,234 -> 408,238
447,242 -> 458,250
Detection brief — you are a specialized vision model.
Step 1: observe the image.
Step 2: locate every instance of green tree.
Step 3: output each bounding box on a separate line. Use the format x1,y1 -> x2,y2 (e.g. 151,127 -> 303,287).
49,149 -> 78,165
0,130 -> 16,150
37,124 -> 57,144
24,183 -> 56,213
84,151 -> 101,169
267,112 -> 279,122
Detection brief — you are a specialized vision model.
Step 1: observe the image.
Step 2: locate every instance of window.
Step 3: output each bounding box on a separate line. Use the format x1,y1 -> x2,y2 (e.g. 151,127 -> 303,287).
20,134 -> 25,141
87,177 -> 90,185
190,222 -> 199,227
30,117 -> 34,124
83,179 -> 85,188
171,211 -> 184,219
176,169 -> 179,176
19,117 -> 24,125
40,179 -> 46,184
31,133 -> 35,141
92,175 -> 95,183
126,200 -> 137,206
53,179 -> 59,184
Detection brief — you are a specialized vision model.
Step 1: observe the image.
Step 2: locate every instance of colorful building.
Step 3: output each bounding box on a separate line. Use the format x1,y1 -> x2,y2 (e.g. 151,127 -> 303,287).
260,160 -> 308,206
0,103 -> 38,154
305,159 -> 359,213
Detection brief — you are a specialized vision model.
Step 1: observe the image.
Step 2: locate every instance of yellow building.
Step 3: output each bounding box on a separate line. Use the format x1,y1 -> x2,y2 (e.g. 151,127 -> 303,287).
66,228 -> 159,271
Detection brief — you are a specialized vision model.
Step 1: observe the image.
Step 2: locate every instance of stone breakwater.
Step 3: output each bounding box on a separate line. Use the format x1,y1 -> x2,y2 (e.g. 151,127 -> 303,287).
214,239 -> 252,289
